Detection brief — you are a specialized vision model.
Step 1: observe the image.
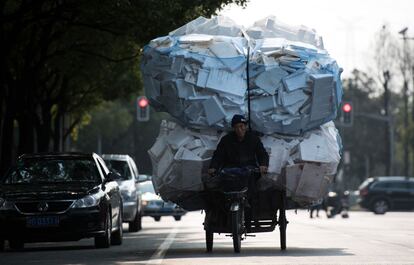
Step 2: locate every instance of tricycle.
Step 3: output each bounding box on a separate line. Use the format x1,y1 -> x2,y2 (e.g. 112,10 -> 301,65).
203,167 -> 288,253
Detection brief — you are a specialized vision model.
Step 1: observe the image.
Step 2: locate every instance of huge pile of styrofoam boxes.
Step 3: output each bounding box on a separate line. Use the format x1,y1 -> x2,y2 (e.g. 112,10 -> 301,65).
142,15 -> 342,208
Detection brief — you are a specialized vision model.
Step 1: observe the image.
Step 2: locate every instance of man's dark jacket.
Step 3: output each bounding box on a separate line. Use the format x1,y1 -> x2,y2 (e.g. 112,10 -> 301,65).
209,131 -> 269,170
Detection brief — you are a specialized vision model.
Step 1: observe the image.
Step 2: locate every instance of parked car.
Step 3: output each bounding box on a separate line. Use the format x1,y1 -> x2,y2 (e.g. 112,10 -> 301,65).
102,154 -> 144,232
139,180 -> 186,221
0,152 -> 123,250
358,176 -> 414,214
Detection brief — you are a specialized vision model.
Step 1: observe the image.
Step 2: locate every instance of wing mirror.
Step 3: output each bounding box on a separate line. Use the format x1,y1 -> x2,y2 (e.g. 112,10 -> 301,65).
105,172 -> 121,183
136,174 -> 150,183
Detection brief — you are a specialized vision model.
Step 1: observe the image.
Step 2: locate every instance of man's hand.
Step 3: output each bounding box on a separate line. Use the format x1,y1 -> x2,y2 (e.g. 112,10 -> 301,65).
259,166 -> 268,175
208,168 -> 216,175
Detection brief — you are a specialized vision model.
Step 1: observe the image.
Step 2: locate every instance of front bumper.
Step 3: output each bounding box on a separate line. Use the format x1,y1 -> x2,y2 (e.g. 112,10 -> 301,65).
0,208 -> 106,242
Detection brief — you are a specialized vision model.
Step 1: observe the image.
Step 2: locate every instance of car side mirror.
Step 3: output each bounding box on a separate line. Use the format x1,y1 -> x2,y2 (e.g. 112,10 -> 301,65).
105,172 -> 121,183
136,174 -> 150,183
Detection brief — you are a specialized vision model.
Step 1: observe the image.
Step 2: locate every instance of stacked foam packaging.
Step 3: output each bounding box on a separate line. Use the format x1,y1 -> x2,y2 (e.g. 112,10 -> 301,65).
142,16 -> 343,208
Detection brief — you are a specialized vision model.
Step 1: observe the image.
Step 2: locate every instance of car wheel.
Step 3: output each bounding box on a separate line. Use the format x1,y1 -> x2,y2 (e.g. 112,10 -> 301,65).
129,207 -> 142,232
111,211 -> 123,245
95,211 -> 111,248
9,240 -> 24,250
154,216 -> 161,222
372,199 -> 389,214
174,216 -> 181,221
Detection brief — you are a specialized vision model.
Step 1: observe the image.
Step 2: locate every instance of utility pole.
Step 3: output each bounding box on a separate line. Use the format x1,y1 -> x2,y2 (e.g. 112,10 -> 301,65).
383,70 -> 393,175
398,27 -> 410,177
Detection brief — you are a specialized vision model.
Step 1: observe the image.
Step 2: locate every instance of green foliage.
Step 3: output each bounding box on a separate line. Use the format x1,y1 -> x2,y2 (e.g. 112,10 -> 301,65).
1,0 -> 248,160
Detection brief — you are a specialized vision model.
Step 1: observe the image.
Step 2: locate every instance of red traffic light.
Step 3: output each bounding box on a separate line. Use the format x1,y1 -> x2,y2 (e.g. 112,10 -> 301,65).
342,103 -> 352,113
138,97 -> 149,108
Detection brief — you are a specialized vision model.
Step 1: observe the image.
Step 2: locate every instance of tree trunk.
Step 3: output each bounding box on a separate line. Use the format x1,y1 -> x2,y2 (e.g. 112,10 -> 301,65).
53,110 -> 62,152
383,71 -> 391,175
17,115 -> 35,156
0,100 -> 16,175
36,104 -> 53,152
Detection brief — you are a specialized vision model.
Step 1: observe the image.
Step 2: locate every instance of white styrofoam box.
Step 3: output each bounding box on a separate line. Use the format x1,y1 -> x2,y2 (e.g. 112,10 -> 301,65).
251,95 -> 277,113
254,67 -> 288,94
148,136 -> 167,162
166,126 -> 194,150
156,146 -> 174,179
176,79 -> 196,99
299,121 -> 341,165
309,74 -> 335,121
169,16 -> 209,36
209,41 -> 240,58
299,134 -> 331,163
295,163 -> 333,201
285,164 -> 303,195
205,69 -> 246,97
202,96 -> 227,125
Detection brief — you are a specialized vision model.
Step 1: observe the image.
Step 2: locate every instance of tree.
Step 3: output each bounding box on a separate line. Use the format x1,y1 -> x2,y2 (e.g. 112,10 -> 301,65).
0,0 -> 248,174
370,25 -> 399,175
341,71 -> 385,182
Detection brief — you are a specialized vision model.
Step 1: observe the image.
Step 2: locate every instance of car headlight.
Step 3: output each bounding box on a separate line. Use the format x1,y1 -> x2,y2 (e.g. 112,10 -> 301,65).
0,197 -> 15,211
72,191 -> 103,208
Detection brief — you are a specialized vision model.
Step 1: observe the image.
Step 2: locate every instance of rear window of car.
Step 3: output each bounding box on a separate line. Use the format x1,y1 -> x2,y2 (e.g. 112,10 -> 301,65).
359,178 -> 374,189
3,158 -> 100,184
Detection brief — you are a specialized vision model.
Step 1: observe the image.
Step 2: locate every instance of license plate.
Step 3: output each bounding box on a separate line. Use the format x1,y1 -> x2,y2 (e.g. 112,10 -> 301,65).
26,216 -> 60,228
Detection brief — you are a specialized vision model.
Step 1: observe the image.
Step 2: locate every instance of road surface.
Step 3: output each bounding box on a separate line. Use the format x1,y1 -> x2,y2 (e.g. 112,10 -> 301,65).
1,210 -> 413,264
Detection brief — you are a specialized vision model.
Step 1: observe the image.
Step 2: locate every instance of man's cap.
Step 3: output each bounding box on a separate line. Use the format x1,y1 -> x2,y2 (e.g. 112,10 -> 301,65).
231,114 -> 247,127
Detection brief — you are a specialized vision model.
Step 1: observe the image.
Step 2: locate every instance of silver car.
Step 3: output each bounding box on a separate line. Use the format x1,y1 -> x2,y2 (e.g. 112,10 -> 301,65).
139,180 -> 186,221
102,154 -> 143,232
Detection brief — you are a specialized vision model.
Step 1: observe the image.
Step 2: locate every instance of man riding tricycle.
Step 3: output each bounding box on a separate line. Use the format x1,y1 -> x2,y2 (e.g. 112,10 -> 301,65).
204,115 -> 288,253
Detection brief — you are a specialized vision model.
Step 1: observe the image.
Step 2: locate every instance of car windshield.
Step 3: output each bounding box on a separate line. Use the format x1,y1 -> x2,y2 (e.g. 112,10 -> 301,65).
140,182 -> 155,193
2,158 -> 100,184
104,160 -> 131,180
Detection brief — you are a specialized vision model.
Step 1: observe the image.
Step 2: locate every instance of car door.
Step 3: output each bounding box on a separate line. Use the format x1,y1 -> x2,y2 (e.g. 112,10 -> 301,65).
387,181 -> 411,209
128,157 -> 141,211
95,156 -> 121,225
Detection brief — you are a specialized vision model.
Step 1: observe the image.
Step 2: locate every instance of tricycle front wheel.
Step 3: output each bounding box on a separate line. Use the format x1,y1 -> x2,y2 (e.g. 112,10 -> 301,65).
231,210 -> 242,253
205,230 -> 213,252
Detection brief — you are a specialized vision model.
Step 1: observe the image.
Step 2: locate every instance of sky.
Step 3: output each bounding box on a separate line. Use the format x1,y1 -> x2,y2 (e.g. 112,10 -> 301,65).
219,0 -> 414,77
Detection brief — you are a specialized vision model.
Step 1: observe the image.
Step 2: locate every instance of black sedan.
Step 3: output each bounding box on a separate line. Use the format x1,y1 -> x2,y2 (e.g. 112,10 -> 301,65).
0,153 -> 123,250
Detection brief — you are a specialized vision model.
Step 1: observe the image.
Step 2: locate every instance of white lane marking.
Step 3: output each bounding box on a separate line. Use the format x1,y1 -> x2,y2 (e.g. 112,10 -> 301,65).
146,224 -> 179,265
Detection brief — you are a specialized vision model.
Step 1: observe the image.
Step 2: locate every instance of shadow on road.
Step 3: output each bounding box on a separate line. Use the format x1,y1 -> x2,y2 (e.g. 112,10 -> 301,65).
13,244 -> 96,252
164,246 -> 353,258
